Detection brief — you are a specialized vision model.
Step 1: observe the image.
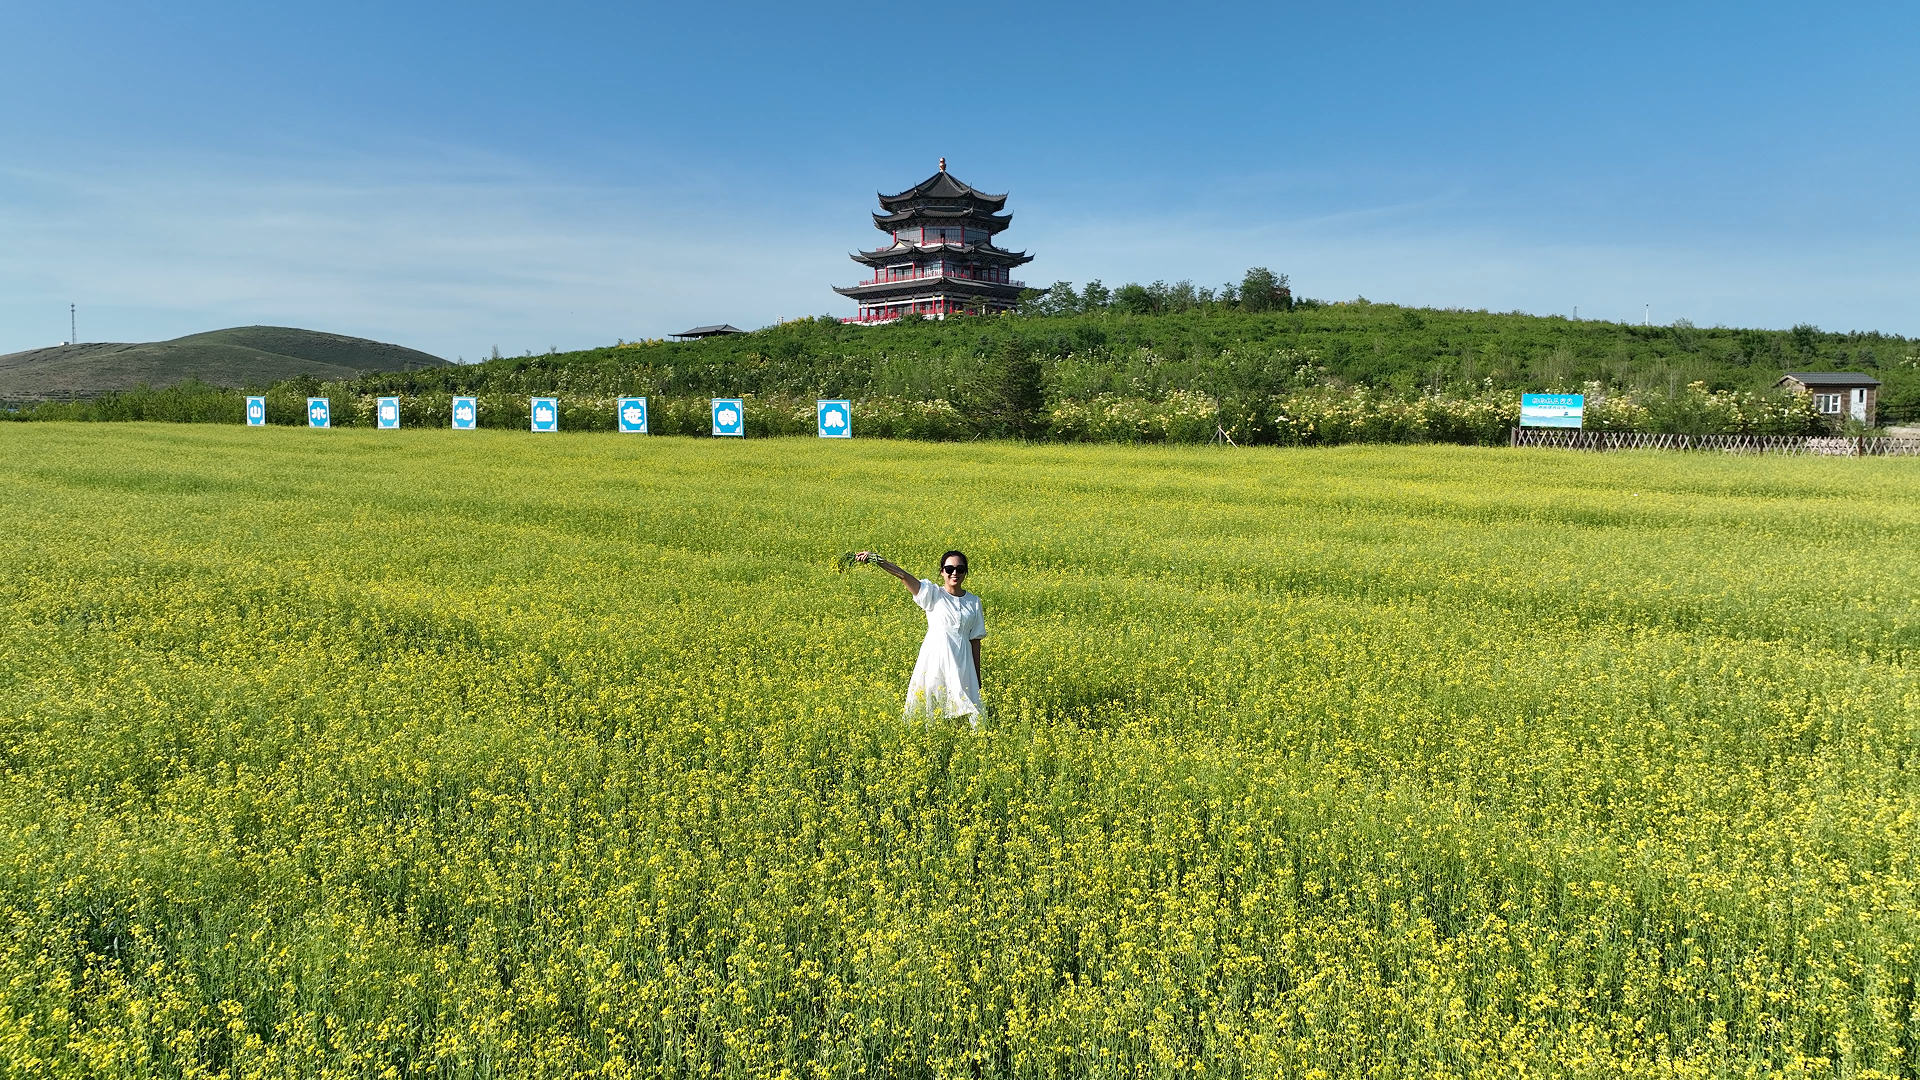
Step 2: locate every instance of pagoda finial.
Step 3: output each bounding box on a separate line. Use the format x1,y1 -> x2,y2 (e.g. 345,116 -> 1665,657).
939,157 -> 946,173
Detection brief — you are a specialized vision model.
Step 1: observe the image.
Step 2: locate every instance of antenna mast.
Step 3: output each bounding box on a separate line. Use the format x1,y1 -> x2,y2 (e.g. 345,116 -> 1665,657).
70,304 -> 76,345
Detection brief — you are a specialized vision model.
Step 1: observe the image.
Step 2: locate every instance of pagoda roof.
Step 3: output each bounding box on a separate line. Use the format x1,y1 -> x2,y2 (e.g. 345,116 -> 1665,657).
872,207 -> 1014,231
851,241 -> 1033,268
876,169 -> 1009,213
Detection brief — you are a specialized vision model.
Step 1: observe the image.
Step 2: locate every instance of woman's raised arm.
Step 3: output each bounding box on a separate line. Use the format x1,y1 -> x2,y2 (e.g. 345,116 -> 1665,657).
856,552 -> 921,596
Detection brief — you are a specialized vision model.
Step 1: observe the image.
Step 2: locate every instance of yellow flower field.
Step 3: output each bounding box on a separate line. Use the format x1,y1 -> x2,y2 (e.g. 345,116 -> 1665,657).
1,424 -> 1916,1078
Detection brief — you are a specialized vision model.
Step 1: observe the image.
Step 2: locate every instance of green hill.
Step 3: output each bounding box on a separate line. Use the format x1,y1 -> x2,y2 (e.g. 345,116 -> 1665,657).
334,301 -> 1920,424
0,326 -> 448,401
11,298 -> 1917,431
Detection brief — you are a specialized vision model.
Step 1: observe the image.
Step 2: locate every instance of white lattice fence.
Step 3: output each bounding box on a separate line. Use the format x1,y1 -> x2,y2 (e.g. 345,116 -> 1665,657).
1510,429 -> 1920,456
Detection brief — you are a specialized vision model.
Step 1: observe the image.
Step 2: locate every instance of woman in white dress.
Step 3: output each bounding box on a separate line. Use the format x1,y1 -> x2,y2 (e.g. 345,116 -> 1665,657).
855,550 -> 986,725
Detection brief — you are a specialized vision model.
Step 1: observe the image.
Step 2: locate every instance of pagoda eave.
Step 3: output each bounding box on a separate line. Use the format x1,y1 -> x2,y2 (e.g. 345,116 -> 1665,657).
851,243 -> 1033,268
879,193 -> 1008,213
834,278 -> 1028,301
871,209 -> 1013,230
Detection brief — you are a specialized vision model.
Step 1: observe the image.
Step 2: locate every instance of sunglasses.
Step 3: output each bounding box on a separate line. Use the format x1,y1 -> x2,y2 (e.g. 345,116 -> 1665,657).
941,564 -> 967,575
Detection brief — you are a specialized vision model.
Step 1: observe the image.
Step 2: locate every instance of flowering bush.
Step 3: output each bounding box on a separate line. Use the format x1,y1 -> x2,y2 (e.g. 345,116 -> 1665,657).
1260,390 -> 1517,446
851,397 -> 970,440
1049,390 -> 1222,443
1579,383 -> 1824,434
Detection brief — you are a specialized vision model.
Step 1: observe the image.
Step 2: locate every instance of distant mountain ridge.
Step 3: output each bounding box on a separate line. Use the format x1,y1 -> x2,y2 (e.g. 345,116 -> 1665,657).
0,326 -> 449,401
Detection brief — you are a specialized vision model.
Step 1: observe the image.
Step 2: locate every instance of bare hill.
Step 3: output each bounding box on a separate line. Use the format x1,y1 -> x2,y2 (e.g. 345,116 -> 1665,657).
0,326 -> 449,401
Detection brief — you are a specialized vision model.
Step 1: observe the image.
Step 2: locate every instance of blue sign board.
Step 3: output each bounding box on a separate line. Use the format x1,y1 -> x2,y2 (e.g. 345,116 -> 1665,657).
451,396 -> 477,430
307,397 -> 330,428
1520,393 -> 1585,429
376,396 -> 401,429
530,397 -> 559,432
618,397 -> 649,433
245,396 -> 265,426
711,398 -> 744,437
817,399 -> 851,438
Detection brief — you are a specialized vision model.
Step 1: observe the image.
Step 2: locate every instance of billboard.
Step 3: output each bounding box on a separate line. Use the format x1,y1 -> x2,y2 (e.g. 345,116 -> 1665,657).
1520,393 -> 1584,429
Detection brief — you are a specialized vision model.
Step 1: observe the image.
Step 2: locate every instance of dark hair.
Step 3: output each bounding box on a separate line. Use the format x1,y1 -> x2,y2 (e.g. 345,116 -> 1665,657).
940,550 -> 968,571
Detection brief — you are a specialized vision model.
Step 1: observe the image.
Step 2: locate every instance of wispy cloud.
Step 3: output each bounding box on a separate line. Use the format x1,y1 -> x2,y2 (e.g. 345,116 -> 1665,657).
0,148 -> 858,357
5,146 -> 1915,360
1016,198 -> 1920,335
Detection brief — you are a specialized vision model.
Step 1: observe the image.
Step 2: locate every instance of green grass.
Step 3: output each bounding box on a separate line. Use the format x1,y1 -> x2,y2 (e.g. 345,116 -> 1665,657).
2,424 -> 1917,1077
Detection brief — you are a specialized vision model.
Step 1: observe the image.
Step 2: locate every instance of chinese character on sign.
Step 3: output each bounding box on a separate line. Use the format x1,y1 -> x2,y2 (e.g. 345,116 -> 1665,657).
711,398 -> 744,437
1519,393 -> 1584,429
531,397 -> 558,432
618,397 -> 649,433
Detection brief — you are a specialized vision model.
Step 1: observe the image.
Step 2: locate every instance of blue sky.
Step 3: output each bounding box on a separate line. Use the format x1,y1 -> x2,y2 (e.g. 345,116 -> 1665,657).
4,1 -> 1917,359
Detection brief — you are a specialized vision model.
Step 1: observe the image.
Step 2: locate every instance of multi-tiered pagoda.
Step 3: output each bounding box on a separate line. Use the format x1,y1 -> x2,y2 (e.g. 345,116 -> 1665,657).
836,160 -> 1034,323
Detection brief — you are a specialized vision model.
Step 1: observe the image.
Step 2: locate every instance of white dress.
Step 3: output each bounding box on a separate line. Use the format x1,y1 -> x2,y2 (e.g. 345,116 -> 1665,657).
905,580 -> 986,721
